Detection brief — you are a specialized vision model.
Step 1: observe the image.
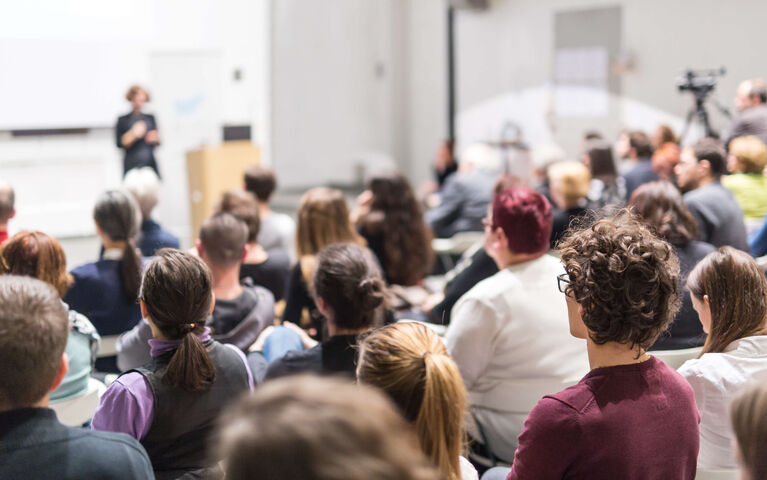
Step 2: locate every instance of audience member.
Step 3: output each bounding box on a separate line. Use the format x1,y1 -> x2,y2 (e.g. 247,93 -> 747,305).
92,249 -> 253,479
0,276 -> 153,479
283,187 -> 366,333
651,124 -> 679,150
123,166 -> 179,257
243,165 -> 296,260
677,247 -> 767,469
116,213 -> 275,371
722,135 -> 767,224
730,380 -> 767,480
581,139 -> 624,210
504,211 -> 699,479
0,232 -> 100,402
354,171 -> 434,286
357,322 -> 478,480
434,139 -> 459,187
530,143 -> 567,204
64,190 -> 143,372
0,179 -> 14,245
619,130 -> 658,200
629,182 -> 715,350
444,187 -> 588,462
425,143 -> 500,238
651,141 -> 681,181
266,242 -> 385,379
726,78 -> 767,148
675,138 -> 748,251
547,160 -> 591,248
217,189 -> 290,301
216,375 -> 438,480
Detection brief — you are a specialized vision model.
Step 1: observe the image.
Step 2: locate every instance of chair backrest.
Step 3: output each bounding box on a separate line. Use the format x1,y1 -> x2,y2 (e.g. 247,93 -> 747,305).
97,334 -> 120,358
651,347 -> 703,370
695,466 -> 740,480
50,377 -> 107,426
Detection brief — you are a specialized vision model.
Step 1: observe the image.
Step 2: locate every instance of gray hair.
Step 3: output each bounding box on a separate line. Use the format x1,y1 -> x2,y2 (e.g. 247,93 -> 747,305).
123,167 -> 161,219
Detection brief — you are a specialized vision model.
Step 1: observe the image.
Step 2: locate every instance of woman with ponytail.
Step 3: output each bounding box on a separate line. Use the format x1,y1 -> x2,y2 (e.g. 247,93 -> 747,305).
357,322 -> 478,480
92,249 -> 253,479
64,190 -> 144,372
264,242 -> 386,379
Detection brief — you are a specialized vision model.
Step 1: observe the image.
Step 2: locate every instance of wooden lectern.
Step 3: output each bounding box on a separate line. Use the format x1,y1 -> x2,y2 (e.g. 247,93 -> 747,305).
186,141 -> 260,238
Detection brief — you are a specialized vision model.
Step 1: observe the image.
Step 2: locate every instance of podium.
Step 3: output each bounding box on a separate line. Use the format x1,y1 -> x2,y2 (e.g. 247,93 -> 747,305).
186,141 -> 260,238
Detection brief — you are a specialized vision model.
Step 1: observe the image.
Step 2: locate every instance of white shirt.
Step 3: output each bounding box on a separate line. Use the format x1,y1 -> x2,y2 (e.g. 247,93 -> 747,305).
678,335 -> 767,468
459,456 -> 478,480
445,254 -> 588,461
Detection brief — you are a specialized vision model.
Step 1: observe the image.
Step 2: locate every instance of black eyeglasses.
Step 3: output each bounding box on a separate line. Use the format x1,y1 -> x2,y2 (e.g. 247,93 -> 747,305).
557,273 -> 571,294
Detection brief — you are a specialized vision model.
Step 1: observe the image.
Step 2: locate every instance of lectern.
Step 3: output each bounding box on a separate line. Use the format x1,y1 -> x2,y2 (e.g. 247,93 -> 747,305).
186,141 -> 260,238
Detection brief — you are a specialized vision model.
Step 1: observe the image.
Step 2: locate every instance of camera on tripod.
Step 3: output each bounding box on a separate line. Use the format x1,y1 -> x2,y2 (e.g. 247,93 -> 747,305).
677,67 -> 726,97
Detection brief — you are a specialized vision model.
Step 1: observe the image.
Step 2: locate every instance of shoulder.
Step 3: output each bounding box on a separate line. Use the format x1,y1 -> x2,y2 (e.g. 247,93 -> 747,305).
266,345 -> 321,379
70,262 -> 100,279
68,429 -> 153,475
67,308 -> 99,338
265,249 -> 291,269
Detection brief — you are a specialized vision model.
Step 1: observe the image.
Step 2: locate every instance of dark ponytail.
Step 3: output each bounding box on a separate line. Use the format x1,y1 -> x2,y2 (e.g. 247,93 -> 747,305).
141,249 -> 215,392
313,243 -> 386,330
93,190 -> 142,301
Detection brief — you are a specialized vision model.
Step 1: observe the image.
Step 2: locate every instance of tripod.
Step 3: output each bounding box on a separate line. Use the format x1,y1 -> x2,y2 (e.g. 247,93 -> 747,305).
680,92 -> 732,143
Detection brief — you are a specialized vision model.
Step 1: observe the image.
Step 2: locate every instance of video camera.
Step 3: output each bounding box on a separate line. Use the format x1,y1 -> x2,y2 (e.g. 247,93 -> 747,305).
677,67 -> 726,97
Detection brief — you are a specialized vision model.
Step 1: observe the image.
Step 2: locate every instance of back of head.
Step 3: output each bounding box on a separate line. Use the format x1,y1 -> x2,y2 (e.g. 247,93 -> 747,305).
296,187 -> 361,257
0,231 -> 72,298
0,178 -> 14,223
141,249 -> 215,392
547,161 -> 591,205
492,186 -> 553,254
313,243 -> 385,330
687,247 -> 767,355
628,130 -> 653,158
731,380 -> 767,480
200,213 -> 248,269
530,143 -> 567,173
357,323 -> 467,480
583,130 -> 603,142
93,189 -> 142,301
745,78 -> 767,104
559,211 -> 681,350
0,275 -> 68,410
584,139 -> 617,181
217,375 -> 438,480
123,167 -> 161,220
730,135 -> 767,174
629,181 -> 697,247
243,165 -> 277,202
216,190 -> 260,243
692,137 -> 727,178
461,143 -> 501,174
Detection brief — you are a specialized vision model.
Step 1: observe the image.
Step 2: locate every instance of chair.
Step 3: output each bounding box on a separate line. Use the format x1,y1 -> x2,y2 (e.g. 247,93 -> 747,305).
432,232 -> 485,270
651,346 -> 703,370
695,467 -> 740,479
97,334 -> 120,358
50,377 -> 107,426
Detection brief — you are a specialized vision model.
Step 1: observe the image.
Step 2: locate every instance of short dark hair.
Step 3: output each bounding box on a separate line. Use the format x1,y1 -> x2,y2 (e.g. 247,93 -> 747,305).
217,375 -> 439,480
628,131 -> 654,158
243,166 -> 277,202
200,213 -> 248,268
692,137 -> 727,177
216,190 -> 260,243
584,139 -> 617,181
0,276 -> 69,409
559,211 -> 681,350
629,181 -> 698,246
492,187 -> 553,254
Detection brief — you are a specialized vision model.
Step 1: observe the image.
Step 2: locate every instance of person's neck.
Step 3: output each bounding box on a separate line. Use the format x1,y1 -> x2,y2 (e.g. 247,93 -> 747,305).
494,250 -> 545,270
697,175 -> 715,188
244,242 -> 269,264
102,239 -> 126,251
586,338 -> 650,370
211,265 -> 243,301
326,318 -> 368,338
0,394 -> 50,413
257,202 -> 272,220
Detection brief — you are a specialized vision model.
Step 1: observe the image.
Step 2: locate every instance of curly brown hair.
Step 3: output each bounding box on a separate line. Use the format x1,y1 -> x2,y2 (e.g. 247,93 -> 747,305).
559,210 -> 681,350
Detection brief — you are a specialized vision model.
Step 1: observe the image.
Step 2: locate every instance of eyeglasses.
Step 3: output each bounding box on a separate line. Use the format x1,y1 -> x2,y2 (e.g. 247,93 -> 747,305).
557,273 -> 571,294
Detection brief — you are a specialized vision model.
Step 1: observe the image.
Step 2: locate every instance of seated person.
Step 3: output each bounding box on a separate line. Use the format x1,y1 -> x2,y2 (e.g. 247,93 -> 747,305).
0,178 -> 14,245
216,375 -> 439,480
444,187 -> 588,463
217,189 -> 290,302
0,276 -> 153,479
243,165 -> 296,261
92,249 -> 253,479
0,231 -> 99,402
629,182 -> 715,350
425,143 -> 500,238
678,247 -> 767,469
547,160 -> 591,248
730,381 -> 767,479
619,130 -> 658,199
581,139 -> 624,210
722,135 -> 767,226
265,243 -> 385,379
504,211 -> 699,479
123,167 -> 179,257
116,213 -> 275,371
357,322 -> 478,480
63,190 -> 143,372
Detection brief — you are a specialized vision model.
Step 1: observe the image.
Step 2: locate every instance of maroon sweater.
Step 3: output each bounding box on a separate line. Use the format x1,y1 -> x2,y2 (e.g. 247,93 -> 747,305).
507,356 -> 700,480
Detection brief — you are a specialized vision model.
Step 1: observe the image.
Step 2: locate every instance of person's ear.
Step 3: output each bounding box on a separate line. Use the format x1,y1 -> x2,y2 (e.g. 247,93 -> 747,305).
316,297 -> 331,319
494,226 -> 510,252
240,246 -> 248,263
703,294 -> 710,307
140,299 -> 149,319
699,159 -> 712,176
210,293 -> 216,314
50,353 -> 69,393
196,239 -> 205,259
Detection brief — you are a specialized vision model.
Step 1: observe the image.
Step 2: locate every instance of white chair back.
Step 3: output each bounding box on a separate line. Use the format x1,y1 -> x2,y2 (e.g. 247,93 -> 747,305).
696,467 -> 740,479
50,377 -> 107,426
652,347 -> 703,370
98,334 -> 120,358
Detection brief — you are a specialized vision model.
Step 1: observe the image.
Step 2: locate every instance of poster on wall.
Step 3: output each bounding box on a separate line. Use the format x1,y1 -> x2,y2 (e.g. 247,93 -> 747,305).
553,46 -> 609,118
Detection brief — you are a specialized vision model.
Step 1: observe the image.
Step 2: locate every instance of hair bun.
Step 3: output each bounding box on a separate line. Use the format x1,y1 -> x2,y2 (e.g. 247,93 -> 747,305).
358,277 -> 384,311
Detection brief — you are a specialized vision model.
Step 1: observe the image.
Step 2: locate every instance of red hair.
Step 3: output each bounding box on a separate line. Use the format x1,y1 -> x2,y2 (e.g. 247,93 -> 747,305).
492,187 -> 552,254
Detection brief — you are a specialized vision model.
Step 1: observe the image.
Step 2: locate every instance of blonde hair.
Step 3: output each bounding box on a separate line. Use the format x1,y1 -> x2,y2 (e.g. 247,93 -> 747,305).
357,322 -> 467,480
731,381 -> 767,479
730,135 -> 767,174
547,161 -> 591,205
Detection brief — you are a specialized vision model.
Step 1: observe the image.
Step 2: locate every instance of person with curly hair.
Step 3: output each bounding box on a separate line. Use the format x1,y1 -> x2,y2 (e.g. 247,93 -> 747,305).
354,171 -> 434,286
495,211 -> 699,480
